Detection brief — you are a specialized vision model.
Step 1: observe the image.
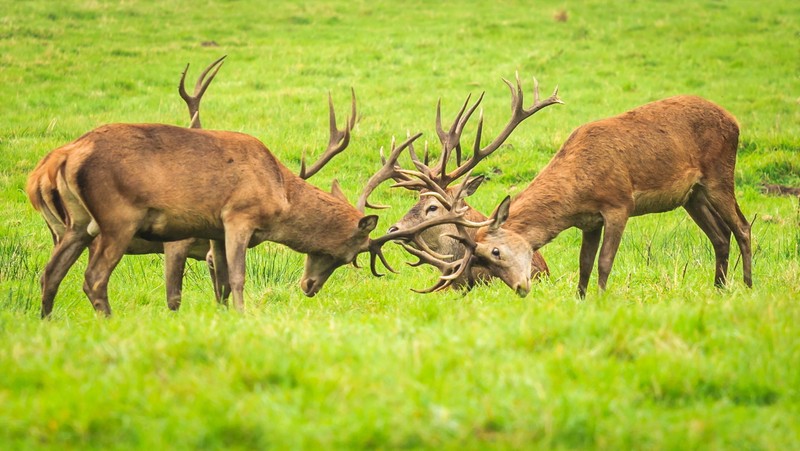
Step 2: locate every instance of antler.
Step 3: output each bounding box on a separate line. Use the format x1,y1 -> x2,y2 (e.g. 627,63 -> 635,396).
356,132 -> 423,213
431,73 -> 562,188
179,55 -> 227,129
402,226 -> 478,293
298,88 -> 357,180
366,174 -> 491,277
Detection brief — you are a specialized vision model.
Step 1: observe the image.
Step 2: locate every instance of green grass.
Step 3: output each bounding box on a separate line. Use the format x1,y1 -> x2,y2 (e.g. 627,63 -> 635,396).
1,0 -> 799,449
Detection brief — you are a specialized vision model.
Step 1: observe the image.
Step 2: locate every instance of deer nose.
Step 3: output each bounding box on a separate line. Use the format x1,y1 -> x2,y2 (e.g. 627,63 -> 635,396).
515,280 -> 531,298
302,278 -> 318,297
387,225 -> 399,233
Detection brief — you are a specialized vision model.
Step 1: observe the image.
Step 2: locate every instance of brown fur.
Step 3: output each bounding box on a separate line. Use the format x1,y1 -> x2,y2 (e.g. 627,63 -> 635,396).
25,143 -> 214,306
40,123 -> 377,316
470,95 -> 752,296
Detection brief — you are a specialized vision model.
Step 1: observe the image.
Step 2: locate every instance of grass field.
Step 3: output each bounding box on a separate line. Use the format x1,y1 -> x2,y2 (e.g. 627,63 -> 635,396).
1,0 -> 799,449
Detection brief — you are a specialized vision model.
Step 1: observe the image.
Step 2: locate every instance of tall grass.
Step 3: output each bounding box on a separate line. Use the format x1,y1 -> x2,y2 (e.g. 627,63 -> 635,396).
1,0 -> 798,449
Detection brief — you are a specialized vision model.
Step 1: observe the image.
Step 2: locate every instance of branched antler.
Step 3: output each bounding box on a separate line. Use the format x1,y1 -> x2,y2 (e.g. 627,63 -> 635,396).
179,55 -> 227,129
299,88 -> 357,180
431,73 -> 563,188
356,132 -> 423,212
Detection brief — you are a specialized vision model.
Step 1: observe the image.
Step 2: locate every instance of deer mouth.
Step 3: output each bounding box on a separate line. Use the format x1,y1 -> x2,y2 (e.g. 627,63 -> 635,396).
514,279 -> 531,298
302,278 -> 320,297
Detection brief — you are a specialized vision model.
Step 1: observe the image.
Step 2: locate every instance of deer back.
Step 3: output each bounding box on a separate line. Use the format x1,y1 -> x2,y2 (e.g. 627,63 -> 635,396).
506,95 -> 740,236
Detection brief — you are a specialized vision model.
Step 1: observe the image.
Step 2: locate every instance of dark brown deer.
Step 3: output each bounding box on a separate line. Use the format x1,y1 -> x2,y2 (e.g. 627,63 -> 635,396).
27,56 -> 226,310
358,75 -> 560,290
418,95 -> 753,297
37,87 -> 368,317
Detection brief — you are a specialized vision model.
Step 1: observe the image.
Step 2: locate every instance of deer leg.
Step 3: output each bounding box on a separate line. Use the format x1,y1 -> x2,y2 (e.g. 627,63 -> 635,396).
223,228 -> 254,313
210,240 -> 230,306
163,240 -> 192,311
684,194 -> 732,287
596,211 -> 630,292
578,227 -> 602,298
82,226 -> 137,317
704,189 -> 753,287
733,203 -> 753,287
40,229 -> 93,318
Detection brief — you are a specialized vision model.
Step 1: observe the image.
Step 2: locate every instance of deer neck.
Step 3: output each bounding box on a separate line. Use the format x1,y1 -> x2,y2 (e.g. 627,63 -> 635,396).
503,172 -> 582,251
266,168 -> 362,255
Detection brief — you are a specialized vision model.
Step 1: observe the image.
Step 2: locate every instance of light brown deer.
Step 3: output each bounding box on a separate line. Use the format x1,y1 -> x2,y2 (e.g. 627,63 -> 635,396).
37,87 -> 370,317
27,56 -> 226,310
418,95 -> 753,297
357,75 -> 559,290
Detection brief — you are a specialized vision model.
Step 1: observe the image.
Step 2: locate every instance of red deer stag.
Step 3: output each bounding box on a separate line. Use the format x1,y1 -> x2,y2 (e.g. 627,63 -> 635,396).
417,95 -> 753,297
38,88 -> 367,317
357,75 -> 560,290
27,56 -> 226,310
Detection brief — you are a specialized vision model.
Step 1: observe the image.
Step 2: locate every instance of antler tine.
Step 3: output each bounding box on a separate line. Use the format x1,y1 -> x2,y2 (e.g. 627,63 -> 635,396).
401,242 -> 471,294
410,223 -> 479,293
435,99 -> 447,149
401,243 -> 449,269
450,168 -> 477,206
356,132 -> 423,213
438,74 -> 563,186
179,55 -> 227,129
397,169 -> 452,210
432,93 -> 484,187
299,88 -> 357,180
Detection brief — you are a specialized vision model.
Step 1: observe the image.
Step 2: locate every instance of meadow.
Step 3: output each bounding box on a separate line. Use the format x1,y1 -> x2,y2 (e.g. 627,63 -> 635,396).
1,0 -> 799,449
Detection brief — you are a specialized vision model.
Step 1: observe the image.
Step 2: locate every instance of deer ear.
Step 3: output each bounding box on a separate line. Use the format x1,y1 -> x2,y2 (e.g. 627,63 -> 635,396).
463,175 -> 485,197
358,215 -> 379,234
489,196 -> 511,231
330,178 -> 347,202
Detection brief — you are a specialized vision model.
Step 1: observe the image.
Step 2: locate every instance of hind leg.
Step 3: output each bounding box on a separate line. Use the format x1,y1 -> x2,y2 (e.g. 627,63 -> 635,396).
703,186 -> 752,287
83,225 -> 138,316
684,192 -> 732,287
40,229 -> 93,318
578,227 -> 601,298
210,240 -> 230,305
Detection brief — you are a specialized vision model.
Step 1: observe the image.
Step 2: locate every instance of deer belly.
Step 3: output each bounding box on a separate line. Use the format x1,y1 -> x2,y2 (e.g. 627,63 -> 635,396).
632,185 -> 696,216
138,210 -> 223,241
631,170 -> 700,216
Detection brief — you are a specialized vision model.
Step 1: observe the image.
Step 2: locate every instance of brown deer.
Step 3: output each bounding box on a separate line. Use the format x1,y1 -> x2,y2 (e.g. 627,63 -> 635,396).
357,75 -> 560,290
37,85 -> 369,317
416,95 -> 753,297
27,56 -> 226,310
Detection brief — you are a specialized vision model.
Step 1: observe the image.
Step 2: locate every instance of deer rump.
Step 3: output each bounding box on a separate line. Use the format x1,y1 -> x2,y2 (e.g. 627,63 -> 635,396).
27,145 -> 210,260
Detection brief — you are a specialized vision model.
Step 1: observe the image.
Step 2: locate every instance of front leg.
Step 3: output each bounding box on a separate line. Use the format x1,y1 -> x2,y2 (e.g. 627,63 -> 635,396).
596,209 -> 630,292
224,227 -> 254,312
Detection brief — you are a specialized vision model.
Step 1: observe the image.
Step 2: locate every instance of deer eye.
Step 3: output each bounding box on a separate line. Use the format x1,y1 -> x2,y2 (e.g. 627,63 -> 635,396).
491,248 -> 501,258
426,204 -> 438,213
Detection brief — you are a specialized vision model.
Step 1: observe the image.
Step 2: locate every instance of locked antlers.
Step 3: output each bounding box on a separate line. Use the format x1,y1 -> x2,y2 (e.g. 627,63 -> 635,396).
366,171 -> 492,278
363,74 -> 562,290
